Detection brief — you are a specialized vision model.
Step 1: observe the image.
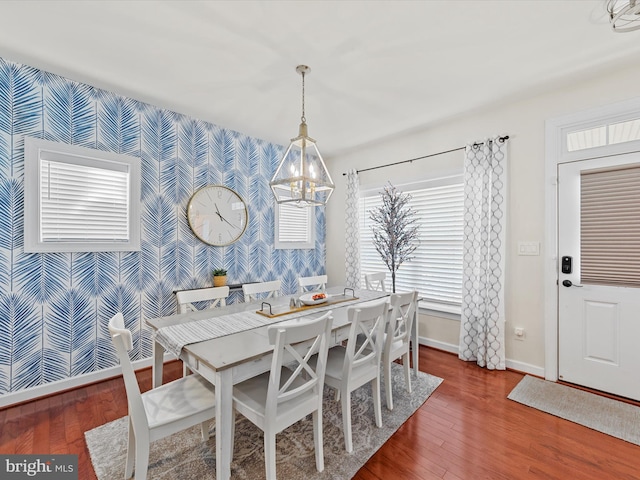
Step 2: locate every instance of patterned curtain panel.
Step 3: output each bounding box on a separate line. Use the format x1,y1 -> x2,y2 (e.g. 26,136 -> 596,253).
459,136 -> 508,370
345,169 -> 361,289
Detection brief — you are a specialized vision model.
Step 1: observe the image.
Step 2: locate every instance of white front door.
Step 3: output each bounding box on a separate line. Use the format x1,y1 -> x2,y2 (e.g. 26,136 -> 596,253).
558,153 -> 640,400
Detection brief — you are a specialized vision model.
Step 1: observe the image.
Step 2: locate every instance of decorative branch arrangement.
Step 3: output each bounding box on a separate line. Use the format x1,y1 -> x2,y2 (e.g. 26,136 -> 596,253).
369,183 -> 420,292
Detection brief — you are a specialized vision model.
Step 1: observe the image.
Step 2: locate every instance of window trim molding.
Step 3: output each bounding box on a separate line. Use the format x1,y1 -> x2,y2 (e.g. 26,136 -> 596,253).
419,302 -> 461,321
24,136 -> 141,253
555,99 -> 640,163
359,170 -> 463,198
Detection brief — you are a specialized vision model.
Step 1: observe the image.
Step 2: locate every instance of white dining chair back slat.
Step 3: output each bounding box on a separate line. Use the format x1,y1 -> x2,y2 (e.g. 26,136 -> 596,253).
242,280 -> 281,302
364,272 -> 387,292
176,286 -> 230,313
297,274 -> 328,294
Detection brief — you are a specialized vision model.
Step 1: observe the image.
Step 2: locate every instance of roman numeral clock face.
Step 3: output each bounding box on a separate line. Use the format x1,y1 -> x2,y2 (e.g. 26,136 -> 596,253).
187,185 -> 248,246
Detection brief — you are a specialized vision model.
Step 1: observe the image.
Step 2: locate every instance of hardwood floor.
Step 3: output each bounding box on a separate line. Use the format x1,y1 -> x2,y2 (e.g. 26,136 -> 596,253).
1,347 -> 639,479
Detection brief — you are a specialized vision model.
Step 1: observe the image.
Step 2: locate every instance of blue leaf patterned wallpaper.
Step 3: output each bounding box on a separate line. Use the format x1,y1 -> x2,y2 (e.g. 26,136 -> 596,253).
0,57 -> 325,397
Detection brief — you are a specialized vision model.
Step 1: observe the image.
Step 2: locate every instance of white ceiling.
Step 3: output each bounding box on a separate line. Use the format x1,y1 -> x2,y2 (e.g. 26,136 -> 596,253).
0,1 -> 638,157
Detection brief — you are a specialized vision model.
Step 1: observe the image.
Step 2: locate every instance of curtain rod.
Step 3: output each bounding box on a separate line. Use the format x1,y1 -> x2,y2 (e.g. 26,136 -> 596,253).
342,135 -> 509,176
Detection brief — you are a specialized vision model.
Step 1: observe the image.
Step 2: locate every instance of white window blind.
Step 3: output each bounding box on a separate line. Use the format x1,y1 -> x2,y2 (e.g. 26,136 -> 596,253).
41,155 -> 130,242
24,137 -> 141,253
275,201 -> 314,249
360,177 -> 463,311
581,165 -> 640,287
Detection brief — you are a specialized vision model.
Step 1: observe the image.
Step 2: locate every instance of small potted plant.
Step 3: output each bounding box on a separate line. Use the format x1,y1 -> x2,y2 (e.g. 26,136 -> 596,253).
213,268 -> 227,287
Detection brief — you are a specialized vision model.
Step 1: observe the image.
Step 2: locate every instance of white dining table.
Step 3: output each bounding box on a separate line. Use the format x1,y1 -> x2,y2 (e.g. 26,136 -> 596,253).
146,287 -> 419,480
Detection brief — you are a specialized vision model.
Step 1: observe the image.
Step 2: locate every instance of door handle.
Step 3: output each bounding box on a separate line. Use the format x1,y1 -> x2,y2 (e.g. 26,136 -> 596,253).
562,280 -> 583,288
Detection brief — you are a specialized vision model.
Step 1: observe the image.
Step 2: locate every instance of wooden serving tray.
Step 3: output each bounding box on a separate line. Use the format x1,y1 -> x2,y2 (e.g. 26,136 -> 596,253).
256,294 -> 358,318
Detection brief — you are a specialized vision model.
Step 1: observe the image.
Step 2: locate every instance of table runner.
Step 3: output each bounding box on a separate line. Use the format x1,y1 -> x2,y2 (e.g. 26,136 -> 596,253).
155,289 -> 388,358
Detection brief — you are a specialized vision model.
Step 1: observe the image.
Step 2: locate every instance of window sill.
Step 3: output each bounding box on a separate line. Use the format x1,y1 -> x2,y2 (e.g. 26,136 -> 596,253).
418,301 -> 461,321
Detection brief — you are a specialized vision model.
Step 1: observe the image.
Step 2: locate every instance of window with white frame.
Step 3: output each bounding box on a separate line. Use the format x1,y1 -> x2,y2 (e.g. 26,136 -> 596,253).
566,116 -> 640,152
359,175 -> 463,314
275,200 -> 315,249
24,137 -> 141,253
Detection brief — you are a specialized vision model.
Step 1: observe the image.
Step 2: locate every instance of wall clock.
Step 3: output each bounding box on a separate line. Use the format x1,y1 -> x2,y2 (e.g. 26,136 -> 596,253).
187,185 -> 248,246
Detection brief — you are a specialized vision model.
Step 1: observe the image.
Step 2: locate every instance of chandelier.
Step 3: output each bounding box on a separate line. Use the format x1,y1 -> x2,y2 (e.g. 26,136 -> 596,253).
270,65 -> 334,207
607,0 -> 640,32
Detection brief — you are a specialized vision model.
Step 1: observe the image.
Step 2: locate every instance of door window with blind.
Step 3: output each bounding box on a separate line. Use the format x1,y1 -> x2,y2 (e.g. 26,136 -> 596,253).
24,137 -> 141,253
580,164 -> 640,287
359,175 -> 463,314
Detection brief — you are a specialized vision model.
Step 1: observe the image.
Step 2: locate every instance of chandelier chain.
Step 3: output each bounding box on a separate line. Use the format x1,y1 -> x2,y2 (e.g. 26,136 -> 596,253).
300,70 -> 306,124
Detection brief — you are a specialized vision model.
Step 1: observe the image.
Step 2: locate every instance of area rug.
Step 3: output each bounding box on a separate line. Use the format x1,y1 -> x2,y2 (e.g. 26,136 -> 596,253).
85,363 -> 443,479
508,375 -> 640,446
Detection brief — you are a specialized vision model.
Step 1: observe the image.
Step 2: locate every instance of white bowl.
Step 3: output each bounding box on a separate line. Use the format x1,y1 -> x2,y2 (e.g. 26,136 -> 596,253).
299,293 -> 329,306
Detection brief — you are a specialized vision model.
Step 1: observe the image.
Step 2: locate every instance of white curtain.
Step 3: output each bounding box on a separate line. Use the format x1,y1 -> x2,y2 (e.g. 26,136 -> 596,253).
459,136 -> 508,370
345,169 -> 361,289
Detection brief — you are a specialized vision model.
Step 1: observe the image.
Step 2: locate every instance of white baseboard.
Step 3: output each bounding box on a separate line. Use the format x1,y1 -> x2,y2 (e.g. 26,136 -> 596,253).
504,359 -> 545,377
419,336 -> 459,354
418,337 -> 545,377
0,353 -> 176,409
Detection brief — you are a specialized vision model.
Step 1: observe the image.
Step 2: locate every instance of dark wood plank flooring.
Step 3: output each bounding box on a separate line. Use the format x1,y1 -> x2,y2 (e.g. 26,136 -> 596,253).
1,347 -> 639,479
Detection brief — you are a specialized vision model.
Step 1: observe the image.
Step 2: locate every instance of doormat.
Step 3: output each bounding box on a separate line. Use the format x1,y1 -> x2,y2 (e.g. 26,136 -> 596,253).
508,375 -> 640,446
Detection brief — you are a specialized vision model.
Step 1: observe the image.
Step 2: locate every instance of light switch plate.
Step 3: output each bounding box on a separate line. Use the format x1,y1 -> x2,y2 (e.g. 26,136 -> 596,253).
518,241 -> 540,256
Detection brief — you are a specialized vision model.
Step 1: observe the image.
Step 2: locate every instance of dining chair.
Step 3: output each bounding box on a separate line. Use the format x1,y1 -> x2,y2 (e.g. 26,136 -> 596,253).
231,311 -> 333,480
108,313 -> 216,480
318,298 -> 389,453
242,280 -> 281,302
364,272 -> 387,292
298,274 -> 328,294
383,290 -> 418,411
176,286 -> 230,313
